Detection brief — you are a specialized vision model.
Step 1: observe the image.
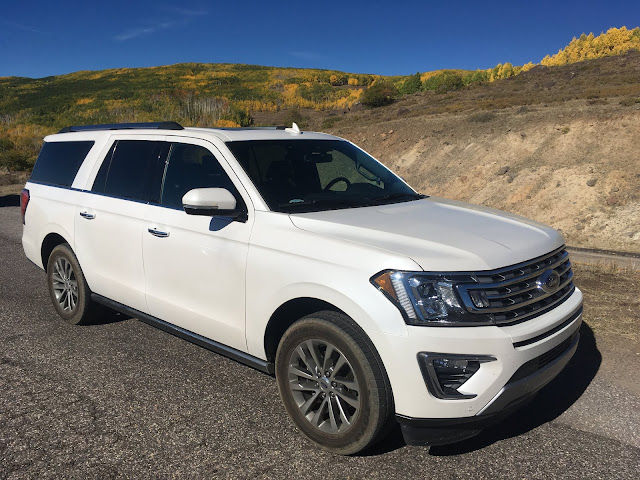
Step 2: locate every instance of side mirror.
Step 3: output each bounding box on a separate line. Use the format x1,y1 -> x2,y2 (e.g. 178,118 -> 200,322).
182,188 -> 247,222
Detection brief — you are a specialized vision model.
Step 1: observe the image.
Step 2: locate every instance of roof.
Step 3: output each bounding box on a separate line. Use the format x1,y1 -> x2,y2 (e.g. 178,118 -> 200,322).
183,127 -> 338,142
49,122 -> 340,143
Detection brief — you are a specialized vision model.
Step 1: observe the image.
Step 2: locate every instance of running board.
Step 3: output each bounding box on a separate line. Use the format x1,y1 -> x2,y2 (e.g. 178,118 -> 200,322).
91,294 -> 275,375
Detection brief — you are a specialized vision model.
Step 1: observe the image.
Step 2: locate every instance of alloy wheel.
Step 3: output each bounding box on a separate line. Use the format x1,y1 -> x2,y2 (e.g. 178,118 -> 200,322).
287,339 -> 361,434
51,257 -> 78,312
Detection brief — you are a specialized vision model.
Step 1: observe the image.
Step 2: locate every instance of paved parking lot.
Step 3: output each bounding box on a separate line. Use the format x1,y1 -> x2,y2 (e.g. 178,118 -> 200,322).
0,205 -> 638,479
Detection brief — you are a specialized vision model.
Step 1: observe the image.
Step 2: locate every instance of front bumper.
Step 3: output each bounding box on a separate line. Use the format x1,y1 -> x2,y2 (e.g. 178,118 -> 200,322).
367,287 -> 583,429
396,327 -> 580,445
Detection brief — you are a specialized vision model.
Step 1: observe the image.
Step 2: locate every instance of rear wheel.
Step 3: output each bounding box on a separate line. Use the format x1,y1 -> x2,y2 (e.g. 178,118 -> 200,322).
46,244 -> 93,325
275,311 -> 394,455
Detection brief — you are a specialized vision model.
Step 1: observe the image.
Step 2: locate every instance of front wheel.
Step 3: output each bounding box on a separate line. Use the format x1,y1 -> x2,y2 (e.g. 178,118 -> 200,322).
275,311 -> 394,455
46,243 -> 93,325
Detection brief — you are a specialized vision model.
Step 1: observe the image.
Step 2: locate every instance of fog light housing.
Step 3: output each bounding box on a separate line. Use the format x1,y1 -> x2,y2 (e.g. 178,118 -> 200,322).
417,353 -> 496,399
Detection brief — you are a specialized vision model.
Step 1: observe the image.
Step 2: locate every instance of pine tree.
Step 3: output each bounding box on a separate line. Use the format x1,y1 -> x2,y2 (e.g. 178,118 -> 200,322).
400,72 -> 422,94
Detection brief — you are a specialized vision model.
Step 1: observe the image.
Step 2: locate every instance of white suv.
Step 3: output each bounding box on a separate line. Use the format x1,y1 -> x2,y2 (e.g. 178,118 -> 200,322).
21,122 -> 583,454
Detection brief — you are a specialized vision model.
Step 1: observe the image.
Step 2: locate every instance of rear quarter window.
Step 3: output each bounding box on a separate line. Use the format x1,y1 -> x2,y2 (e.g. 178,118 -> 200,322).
30,141 -> 95,187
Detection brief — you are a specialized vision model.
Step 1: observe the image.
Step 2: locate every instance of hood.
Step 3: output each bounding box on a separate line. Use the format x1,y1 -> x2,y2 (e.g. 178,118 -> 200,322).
288,197 -> 564,272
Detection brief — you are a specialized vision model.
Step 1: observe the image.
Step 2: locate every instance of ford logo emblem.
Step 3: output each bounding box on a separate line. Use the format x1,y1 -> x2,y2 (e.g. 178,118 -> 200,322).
537,270 -> 561,294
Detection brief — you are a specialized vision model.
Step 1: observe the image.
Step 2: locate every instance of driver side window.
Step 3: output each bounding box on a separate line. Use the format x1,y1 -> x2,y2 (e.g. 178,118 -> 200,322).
160,143 -> 239,210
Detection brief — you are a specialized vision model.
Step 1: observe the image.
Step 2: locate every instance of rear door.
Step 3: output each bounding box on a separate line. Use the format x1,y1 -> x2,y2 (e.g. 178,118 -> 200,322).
75,136 -> 168,312
142,137 -> 253,351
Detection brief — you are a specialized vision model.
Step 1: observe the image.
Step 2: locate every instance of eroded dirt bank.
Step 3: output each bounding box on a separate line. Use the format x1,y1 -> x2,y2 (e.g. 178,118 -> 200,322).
331,100 -> 640,253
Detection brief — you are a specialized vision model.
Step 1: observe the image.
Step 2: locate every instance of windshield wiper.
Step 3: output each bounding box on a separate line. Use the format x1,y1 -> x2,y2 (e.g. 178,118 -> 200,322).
368,193 -> 427,205
277,193 -> 426,211
277,198 -> 360,210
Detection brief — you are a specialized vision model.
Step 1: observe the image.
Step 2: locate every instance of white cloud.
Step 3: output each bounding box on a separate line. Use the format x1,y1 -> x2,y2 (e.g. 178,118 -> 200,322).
113,5 -> 208,42
114,21 -> 177,42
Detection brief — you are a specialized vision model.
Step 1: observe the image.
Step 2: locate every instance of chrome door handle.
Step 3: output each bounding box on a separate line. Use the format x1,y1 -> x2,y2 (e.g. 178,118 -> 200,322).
79,212 -> 95,220
148,228 -> 170,238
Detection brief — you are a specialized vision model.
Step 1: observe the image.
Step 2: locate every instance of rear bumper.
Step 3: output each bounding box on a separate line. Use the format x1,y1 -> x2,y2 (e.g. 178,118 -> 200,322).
396,329 -> 580,446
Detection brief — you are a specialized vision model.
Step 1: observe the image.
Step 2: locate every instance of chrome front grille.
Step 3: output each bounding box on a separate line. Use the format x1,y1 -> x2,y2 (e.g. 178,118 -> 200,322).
456,246 -> 575,325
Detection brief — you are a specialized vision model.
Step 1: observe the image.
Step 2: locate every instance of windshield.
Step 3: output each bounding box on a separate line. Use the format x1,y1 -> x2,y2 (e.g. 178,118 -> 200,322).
226,139 -> 424,213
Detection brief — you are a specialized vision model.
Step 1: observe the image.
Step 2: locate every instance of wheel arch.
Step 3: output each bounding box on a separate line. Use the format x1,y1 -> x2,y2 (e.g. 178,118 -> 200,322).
41,232 -> 70,269
263,297 -> 344,363
256,281 -> 408,364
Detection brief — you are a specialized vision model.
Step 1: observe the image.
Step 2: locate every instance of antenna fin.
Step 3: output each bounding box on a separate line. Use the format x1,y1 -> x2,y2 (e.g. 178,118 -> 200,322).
285,122 -> 302,135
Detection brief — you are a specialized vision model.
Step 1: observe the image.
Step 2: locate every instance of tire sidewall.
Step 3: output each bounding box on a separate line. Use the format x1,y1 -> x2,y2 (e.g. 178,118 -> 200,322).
46,244 -> 89,325
276,316 -> 385,454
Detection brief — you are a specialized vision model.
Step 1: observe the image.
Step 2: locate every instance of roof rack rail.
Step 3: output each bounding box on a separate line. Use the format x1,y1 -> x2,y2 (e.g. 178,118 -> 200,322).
58,122 -> 184,134
213,126 -> 289,131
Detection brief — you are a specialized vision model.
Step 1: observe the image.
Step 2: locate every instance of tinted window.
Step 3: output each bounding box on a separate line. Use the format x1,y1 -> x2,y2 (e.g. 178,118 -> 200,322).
30,141 -> 94,187
92,142 -> 116,194
93,140 -> 166,201
160,143 -> 239,210
227,140 -> 419,212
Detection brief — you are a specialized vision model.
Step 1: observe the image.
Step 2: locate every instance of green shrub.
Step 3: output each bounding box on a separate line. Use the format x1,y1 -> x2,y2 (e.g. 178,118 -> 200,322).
283,77 -> 305,85
423,71 -> 464,93
400,72 -> 422,94
0,150 -> 31,171
354,74 -> 375,86
0,137 -> 15,152
297,83 -> 336,103
462,70 -> 490,86
360,81 -> 398,107
222,106 -> 253,126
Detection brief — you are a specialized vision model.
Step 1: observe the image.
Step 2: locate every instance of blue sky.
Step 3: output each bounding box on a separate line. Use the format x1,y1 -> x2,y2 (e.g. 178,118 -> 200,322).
0,0 -> 638,78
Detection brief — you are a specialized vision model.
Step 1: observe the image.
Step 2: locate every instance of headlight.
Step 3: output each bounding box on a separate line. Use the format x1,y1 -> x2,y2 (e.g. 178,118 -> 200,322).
371,270 -> 493,326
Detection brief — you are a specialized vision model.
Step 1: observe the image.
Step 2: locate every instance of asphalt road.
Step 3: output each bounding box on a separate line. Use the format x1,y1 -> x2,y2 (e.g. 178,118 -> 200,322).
0,205 -> 638,479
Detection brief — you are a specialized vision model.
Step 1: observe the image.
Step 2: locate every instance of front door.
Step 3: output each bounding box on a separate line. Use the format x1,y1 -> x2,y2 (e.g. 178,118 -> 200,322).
143,137 -> 253,351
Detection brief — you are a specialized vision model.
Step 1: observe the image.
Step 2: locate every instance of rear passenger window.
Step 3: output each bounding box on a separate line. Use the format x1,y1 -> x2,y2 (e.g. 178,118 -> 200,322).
160,143 -> 239,210
30,141 -> 94,187
92,140 -> 167,201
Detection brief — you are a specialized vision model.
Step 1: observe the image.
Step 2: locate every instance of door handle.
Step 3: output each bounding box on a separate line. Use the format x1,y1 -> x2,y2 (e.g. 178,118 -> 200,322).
148,228 -> 170,238
79,211 -> 95,220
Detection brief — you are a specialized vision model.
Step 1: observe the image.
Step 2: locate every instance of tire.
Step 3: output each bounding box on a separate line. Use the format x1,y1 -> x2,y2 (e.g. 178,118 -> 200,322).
46,243 -> 93,325
275,311 -> 394,455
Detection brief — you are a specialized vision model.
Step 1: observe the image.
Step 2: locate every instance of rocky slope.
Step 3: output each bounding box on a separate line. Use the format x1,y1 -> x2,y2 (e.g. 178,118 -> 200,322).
321,54 -> 640,253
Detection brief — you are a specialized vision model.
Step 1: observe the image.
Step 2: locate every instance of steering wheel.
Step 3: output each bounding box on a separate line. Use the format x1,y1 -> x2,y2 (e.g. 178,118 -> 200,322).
324,177 -> 351,191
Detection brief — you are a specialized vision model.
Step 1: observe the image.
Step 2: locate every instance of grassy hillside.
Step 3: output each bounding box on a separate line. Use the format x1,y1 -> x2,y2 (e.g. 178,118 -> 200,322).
0,64 -> 389,170
0,64 -> 377,128
0,26 -> 638,173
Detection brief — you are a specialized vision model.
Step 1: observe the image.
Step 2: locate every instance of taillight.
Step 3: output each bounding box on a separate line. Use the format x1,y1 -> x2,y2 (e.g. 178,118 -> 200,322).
20,188 -> 29,225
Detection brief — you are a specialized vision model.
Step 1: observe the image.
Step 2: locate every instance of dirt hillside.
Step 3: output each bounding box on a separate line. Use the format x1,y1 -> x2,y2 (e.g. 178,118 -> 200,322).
317,54 -> 640,253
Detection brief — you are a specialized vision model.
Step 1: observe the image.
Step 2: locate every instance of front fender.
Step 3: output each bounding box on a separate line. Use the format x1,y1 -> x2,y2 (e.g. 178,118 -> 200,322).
245,277 -> 409,360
